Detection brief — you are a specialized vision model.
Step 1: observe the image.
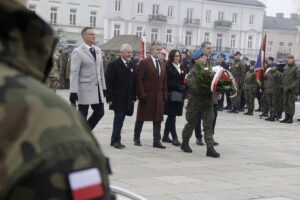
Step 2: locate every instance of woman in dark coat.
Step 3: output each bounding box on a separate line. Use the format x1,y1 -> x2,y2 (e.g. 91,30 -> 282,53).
162,50 -> 188,146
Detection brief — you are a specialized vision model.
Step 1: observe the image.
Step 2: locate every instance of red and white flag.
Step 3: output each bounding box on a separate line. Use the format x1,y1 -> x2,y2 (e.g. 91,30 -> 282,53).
68,168 -> 104,200
140,34 -> 146,59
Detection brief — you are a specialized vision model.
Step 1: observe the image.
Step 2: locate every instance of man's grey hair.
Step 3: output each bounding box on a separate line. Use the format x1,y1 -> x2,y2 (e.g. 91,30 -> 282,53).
150,41 -> 163,50
201,41 -> 212,49
120,43 -> 132,52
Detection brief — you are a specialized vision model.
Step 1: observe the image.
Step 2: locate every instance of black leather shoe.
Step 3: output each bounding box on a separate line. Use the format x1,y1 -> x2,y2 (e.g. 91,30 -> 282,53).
172,138 -> 181,146
133,139 -> 142,146
162,136 -> 173,143
214,141 -> 219,146
224,106 -> 231,110
206,147 -> 220,158
280,114 -> 289,123
111,143 -> 123,149
153,142 -> 166,149
181,142 -> 192,153
119,143 -> 126,148
228,109 -> 239,114
196,138 -> 204,146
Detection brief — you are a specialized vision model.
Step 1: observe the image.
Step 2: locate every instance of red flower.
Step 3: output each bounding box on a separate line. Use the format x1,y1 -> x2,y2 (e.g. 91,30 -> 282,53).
204,70 -> 212,75
221,73 -> 228,81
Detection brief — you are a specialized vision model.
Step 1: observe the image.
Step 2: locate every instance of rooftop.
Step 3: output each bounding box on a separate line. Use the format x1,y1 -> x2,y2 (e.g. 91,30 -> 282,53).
264,15 -> 300,31
207,0 -> 265,7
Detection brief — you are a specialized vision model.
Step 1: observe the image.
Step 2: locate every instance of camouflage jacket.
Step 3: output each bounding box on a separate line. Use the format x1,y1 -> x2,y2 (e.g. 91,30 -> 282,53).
0,1 -> 113,199
243,70 -> 257,92
48,50 -> 61,79
264,69 -> 282,94
231,59 -> 245,87
283,63 -> 300,93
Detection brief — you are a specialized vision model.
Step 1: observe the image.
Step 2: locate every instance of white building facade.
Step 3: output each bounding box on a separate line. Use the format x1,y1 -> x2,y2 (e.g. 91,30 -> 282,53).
27,0 -> 105,48
104,0 -> 265,57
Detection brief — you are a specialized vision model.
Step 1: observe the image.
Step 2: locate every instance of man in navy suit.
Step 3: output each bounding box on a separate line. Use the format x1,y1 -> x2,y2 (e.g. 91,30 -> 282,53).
105,44 -> 136,149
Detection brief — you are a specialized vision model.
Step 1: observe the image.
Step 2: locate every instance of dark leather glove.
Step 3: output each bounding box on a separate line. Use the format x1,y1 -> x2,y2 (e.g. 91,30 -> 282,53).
103,89 -> 106,97
139,96 -> 147,105
69,93 -> 78,105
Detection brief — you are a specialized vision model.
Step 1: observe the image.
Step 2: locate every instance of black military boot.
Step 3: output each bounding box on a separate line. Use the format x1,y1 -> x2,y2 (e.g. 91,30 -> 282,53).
228,107 -> 239,114
243,109 -> 250,115
267,115 -> 275,121
265,115 -> 272,121
162,129 -> 172,143
172,137 -> 181,146
280,113 -> 289,123
180,141 -> 192,153
248,109 -> 253,115
206,147 -> 220,158
285,115 -> 293,124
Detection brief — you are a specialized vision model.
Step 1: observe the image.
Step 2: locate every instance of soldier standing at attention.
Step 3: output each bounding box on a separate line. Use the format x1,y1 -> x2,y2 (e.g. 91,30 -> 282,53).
46,48 -> 62,91
181,49 -> 220,158
243,61 -> 258,115
264,63 -> 283,121
228,51 -> 245,113
0,0 -> 114,199
280,55 -> 300,123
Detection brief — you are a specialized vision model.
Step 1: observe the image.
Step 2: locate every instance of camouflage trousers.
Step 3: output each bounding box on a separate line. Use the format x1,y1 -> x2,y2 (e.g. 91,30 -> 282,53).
231,87 -> 241,109
46,77 -> 60,90
182,97 -> 214,148
283,91 -> 297,115
245,89 -> 256,110
261,91 -> 269,113
266,92 -> 279,117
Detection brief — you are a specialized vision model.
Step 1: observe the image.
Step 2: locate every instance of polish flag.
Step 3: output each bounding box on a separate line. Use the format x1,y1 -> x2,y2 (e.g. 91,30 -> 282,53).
69,168 -> 104,200
140,34 -> 146,59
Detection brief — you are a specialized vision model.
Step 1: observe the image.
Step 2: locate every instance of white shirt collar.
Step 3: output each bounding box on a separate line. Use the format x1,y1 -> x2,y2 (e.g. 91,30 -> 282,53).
173,63 -> 181,73
121,57 -> 129,65
151,55 -> 159,63
84,42 -> 94,50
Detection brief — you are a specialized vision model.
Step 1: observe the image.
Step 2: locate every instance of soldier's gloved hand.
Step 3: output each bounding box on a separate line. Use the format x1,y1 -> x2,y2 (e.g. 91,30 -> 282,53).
139,96 -> 147,105
69,93 -> 78,105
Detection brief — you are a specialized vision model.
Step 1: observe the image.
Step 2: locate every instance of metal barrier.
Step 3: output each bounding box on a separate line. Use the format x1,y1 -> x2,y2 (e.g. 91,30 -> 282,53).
110,185 -> 147,200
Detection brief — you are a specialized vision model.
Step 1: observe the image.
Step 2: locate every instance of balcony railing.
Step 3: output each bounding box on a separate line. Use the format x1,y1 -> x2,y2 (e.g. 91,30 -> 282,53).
149,14 -> 167,22
214,20 -> 233,28
184,18 -> 200,25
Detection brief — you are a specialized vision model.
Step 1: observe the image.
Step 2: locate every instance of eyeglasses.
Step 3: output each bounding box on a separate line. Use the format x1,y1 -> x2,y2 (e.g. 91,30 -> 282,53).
174,55 -> 181,57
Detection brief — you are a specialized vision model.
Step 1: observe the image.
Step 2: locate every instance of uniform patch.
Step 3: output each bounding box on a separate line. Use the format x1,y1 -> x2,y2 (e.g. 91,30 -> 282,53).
68,168 -> 104,200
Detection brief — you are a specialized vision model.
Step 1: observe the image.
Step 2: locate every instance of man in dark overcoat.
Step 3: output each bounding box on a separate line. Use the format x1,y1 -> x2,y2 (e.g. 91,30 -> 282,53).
134,41 -> 168,149
106,44 -> 136,149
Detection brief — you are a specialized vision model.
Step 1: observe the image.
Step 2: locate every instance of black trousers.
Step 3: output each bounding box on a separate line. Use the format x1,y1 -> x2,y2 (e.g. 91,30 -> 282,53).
195,104 -> 218,139
164,115 -> 179,139
134,120 -> 161,143
111,111 -> 126,144
78,103 -> 104,130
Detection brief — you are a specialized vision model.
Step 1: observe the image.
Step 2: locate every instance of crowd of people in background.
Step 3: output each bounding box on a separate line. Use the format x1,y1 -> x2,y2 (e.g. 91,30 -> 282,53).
48,27 -> 300,159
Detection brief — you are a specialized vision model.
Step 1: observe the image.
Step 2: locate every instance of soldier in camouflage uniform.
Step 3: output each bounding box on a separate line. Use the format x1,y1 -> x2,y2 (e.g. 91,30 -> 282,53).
280,55 -> 300,123
46,49 -> 61,91
264,63 -> 283,121
228,51 -> 245,113
0,0 -> 114,199
60,47 -> 70,89
181,49 -> 220,158
243,61 -> 257,115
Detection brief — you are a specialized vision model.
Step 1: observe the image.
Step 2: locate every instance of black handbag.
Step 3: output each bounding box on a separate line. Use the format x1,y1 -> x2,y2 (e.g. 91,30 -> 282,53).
169,91 -> 184,103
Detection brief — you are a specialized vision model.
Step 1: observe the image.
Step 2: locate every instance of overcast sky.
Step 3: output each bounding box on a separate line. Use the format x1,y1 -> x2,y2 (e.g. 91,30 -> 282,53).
258,0 -> 300,17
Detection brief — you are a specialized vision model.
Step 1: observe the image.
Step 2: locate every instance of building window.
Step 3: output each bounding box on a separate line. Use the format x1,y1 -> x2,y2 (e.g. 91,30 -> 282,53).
230,34 -> 236,48
206,10 -> 212,21
185,31 -> 192,45
50,7 -> 58,24
151,28 -> 158,42
279,42 -> 285,53
218,11 -> 224,21
247,36 -> 253,49
90,11 -> 97,27
136,26 -> 143,38
187,8 -> 193,21
115,0 -> 121,12
267,41 -> 273,53
114,24 -> 121,36
216,33 -> 223,52
28,4 -> 36,12
69,9 -> 77,25
204,32 -> 210,42
249,15 -> 254,24
168,6 -> 174,17
137,2 -> 143,14
152,4 -> 159,15
287,42 -> 293,54
232,13 -> 237,24
166,29 -> 172,43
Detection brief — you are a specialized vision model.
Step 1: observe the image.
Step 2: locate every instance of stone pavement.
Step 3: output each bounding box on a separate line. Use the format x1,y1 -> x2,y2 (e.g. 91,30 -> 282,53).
57,90 -> 300,200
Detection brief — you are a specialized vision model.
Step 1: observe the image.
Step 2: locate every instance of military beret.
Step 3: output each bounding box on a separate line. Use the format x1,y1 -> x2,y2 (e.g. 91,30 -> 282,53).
234,51 -> 241,56
218,53 -> 226,58
181,49 -> 187,54
250,60 -> 256,65
271,63 -> 277,67
229,55 -> 234,59
267,57 -> 274,61
242,57 -> 249,61
192,49 -> 205,60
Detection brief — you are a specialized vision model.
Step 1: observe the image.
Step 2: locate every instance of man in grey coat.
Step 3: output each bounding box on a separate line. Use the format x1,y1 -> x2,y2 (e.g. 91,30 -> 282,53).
70,27 -> 106,130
